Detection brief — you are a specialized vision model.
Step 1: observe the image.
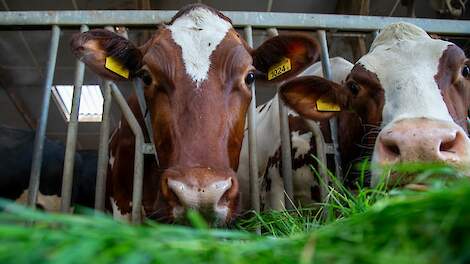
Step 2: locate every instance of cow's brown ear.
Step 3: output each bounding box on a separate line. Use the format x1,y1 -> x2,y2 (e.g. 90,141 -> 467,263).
279,76 -> 349,120
251,33 -> 319,82
70,29 -> 142,81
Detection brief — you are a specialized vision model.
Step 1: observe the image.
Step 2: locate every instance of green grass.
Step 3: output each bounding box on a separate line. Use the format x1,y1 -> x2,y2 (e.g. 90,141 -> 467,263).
0,163 -> 469,263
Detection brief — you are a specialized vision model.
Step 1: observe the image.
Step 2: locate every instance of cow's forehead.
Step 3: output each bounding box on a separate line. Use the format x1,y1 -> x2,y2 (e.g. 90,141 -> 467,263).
167,7 -> 233,87
356,22 -> 455,126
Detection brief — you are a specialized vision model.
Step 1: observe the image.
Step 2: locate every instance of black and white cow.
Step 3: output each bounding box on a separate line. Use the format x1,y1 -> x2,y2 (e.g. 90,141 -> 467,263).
237,57 -> 354,211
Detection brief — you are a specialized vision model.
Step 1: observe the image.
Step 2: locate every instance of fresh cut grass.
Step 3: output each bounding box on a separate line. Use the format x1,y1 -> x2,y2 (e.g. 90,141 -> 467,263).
0,162 -> 469,263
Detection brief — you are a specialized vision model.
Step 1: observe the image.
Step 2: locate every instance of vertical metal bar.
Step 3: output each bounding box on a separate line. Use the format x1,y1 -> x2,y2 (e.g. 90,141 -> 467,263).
27,25 -> 60,208
266,28 -> 294,210
133,80 -> 159,165
317,30 -> 343,181
244,25 -> 260,234
94,80 -> 112,212
110,82 -> 144,224
60,24 -> 89,213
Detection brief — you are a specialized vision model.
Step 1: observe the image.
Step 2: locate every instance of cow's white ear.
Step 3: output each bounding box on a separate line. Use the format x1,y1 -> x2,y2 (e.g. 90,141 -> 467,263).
251,33 -> 320,82
279,76 -> 348,120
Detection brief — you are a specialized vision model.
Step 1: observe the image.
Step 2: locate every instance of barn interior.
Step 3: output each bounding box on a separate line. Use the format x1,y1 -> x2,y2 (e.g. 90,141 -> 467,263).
0,0 -> 469,150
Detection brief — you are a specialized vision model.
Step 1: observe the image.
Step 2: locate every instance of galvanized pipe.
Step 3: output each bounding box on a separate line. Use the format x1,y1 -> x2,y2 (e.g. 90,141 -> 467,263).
244,26 -> 260,231
266,27 -> 294,210
60,25 -> 88,213
94,80 -> 112,212
304,122 -> 329,202
27,25 -> 60,208
109,82 -> 144,224
133,80 -> 159,166
317,30 -> 342,180
1,11 -> 470,35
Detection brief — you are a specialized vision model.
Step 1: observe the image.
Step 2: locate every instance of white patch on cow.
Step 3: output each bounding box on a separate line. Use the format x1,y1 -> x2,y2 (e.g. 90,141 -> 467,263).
293,166 -> 316,205
291,131 -> 312,159
168,7 -> 232,87
110,197 -> 130,221
15,190 -> 65,212
357,22 -> 454,127
267,165 -> 285,210
300,57 -> 352,85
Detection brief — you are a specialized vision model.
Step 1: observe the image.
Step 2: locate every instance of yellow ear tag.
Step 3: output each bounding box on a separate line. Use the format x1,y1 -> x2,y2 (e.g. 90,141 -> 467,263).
268,57 -> 291,80
316,96 -> 341,112
105,56 -> 130,79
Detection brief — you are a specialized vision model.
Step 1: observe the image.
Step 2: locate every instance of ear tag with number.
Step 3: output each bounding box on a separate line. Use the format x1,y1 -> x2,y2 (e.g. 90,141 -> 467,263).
105,56 -> 129,79
316,96 -> 341,112
268,57 -> 291,80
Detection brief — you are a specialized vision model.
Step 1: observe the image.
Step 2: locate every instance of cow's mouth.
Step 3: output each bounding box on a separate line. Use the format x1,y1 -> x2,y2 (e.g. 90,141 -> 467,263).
373,162 -> 468,190
170,205 -> 232,227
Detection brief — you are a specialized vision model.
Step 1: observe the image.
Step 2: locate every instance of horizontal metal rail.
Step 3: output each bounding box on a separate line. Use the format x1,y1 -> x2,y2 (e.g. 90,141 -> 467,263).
0,11 -> 470,35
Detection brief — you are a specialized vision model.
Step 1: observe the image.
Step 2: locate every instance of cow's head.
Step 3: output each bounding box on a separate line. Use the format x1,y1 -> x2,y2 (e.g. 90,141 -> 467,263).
279,22 -> 470,186
70,4 -> 319,224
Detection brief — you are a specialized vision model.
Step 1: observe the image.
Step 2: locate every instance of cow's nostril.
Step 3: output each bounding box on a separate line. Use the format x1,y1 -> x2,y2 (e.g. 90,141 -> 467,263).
439,134 -> 457,153
384,142 -> 400,157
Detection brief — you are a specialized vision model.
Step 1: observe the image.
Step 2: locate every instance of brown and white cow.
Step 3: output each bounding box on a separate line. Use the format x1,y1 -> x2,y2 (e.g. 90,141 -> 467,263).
70,4 -> 319,225
237,57 -> 354,210
275,22 -> 470,204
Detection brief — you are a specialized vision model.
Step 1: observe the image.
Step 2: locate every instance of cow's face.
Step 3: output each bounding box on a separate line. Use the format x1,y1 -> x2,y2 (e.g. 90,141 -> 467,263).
71,4 -> 318,225
279,22 -> 470,186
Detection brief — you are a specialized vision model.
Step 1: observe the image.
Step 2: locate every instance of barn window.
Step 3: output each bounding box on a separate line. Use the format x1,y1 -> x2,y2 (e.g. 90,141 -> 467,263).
52,85 -> 104,122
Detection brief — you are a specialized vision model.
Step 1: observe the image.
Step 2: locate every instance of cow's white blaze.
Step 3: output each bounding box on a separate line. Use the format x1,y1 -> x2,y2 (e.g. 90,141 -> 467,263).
168,7 -> 232,87
358,22 -> 454,127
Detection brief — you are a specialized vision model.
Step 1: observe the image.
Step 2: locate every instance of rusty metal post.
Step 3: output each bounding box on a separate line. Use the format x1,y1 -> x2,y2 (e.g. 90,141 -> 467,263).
60,25 -> 89,213
27,25 -> 60,208
109,82 -> 144,224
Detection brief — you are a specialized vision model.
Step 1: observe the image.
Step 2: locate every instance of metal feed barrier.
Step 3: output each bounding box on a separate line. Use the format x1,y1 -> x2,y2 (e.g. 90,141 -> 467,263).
1,11 -> 469,224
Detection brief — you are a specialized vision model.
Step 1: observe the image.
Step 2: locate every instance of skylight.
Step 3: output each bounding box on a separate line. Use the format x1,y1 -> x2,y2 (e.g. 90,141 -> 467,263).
52,85 -> 103,122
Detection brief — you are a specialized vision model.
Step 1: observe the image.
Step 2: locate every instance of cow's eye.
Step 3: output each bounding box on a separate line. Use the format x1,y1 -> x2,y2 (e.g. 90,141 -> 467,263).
245,72 -> 256,85
462,65 -> 470,78
348,82 -> 360,96
137,69 -> 153,85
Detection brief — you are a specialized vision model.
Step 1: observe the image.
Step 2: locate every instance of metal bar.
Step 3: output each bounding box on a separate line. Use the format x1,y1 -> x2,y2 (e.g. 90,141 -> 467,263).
244,25 -> 260,234
1,11 -> 470,35
278,96 -> 294,210
27,25 -> 60,208
317,30 -> 343,181
60,25 -> 88,213
133,79 -> 159,166
94,80 -> 112,212
266,28 -> 294,210
304,122 -> 329,202
109,82 -> 144,224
